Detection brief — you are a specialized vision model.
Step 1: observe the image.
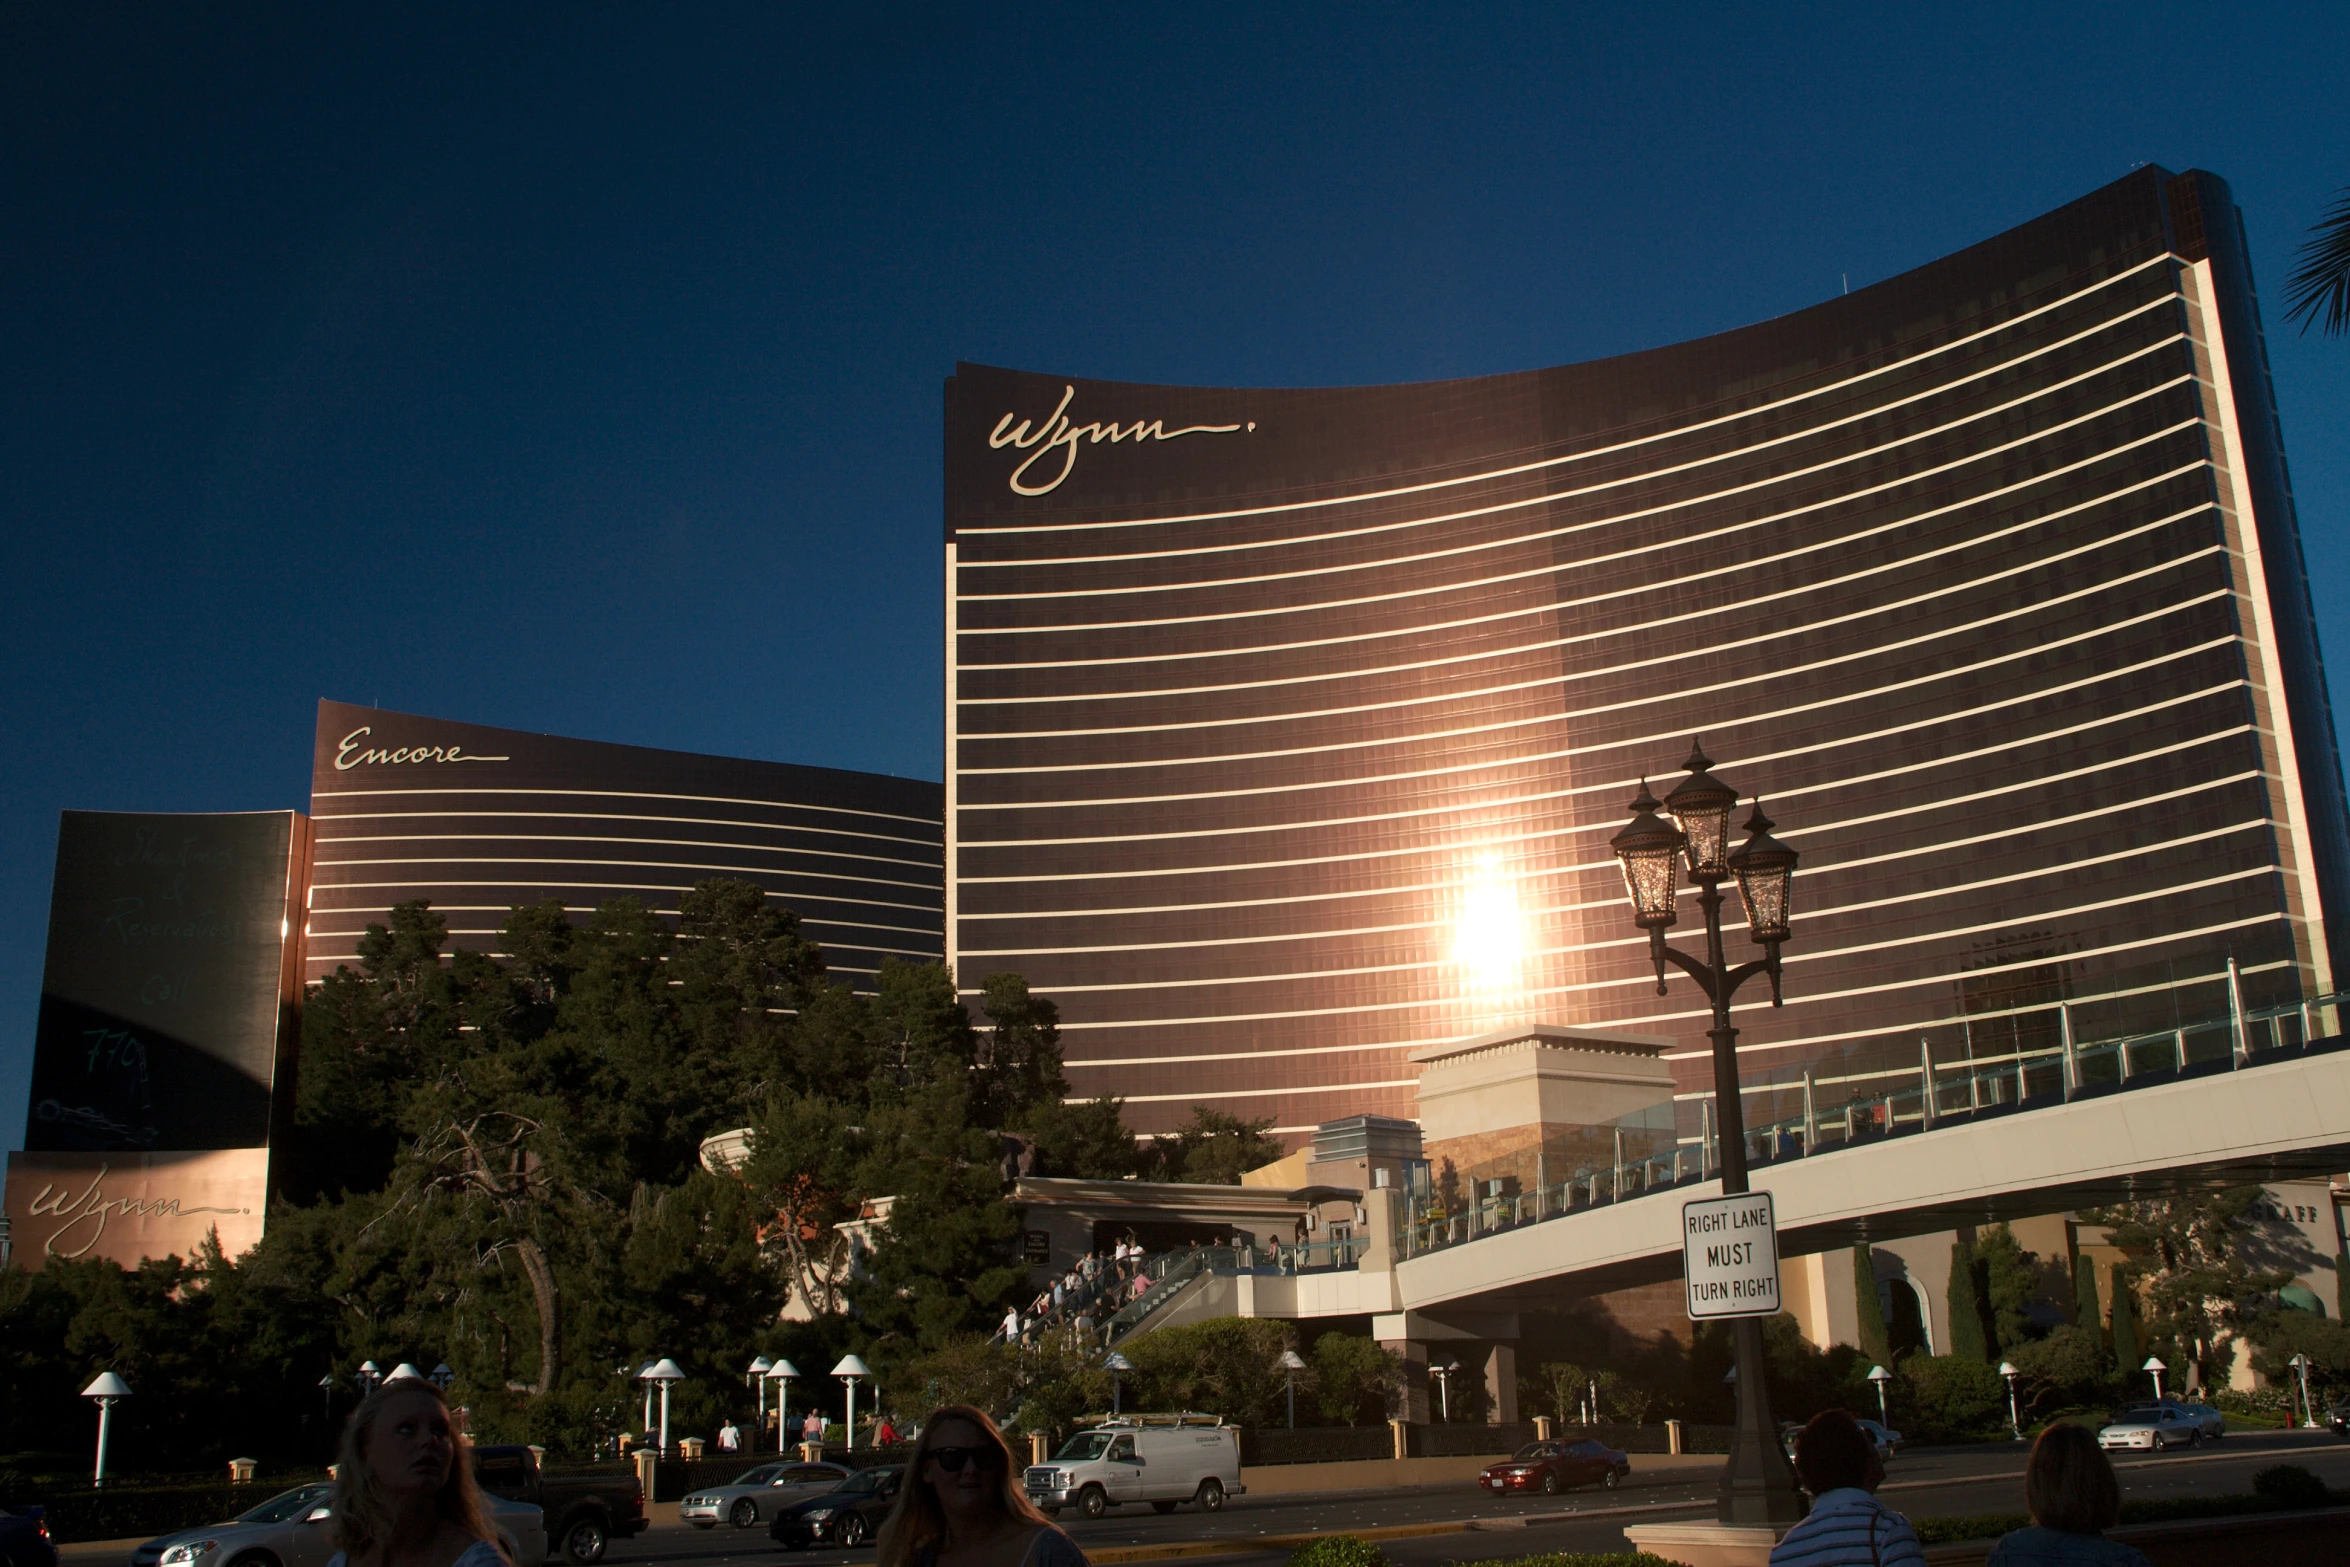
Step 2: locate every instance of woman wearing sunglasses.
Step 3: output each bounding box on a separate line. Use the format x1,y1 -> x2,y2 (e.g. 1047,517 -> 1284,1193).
877,1405 -> 1088,1567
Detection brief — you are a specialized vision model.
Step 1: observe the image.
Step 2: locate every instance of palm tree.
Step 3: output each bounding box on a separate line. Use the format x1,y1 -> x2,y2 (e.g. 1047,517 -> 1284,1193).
2284,187 -> 2350,336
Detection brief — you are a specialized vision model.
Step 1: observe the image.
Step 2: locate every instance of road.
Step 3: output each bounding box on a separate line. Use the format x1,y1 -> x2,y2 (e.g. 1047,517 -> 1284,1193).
603,1429 -> 2350,1566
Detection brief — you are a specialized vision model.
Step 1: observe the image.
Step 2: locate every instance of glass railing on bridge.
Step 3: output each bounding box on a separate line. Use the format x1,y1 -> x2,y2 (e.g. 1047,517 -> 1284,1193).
1400,967 -> 2348,1262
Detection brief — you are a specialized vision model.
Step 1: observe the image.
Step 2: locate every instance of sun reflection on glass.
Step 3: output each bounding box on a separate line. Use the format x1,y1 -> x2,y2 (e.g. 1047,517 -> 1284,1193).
1454,852 -> 1526,995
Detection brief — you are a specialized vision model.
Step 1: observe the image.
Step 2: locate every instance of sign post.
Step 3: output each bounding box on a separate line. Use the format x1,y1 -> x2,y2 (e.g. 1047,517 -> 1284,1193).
1683,1191 -> 1781,1320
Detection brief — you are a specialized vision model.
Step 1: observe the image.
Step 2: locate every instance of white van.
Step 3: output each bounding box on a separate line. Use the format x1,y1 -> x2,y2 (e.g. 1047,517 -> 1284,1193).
1024,1417 -> 1246,1518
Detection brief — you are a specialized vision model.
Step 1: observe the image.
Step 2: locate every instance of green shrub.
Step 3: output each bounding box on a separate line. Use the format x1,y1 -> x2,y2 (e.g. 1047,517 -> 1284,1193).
1286,1537 -> 1389,1567
2252,1464 -> 2329,1509
1913,1514 -> 2029,1545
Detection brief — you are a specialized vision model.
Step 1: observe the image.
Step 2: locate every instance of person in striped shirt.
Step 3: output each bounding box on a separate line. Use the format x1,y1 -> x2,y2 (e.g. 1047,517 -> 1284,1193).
1768,1409 -> 1923,1567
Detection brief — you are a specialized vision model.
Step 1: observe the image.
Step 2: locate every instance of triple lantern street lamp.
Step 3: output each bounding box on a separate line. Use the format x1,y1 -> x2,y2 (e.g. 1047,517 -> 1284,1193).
1609,743 -> 1804,1528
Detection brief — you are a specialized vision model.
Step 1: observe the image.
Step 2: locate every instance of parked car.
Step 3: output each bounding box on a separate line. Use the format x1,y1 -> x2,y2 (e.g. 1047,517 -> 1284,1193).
768,1467 -> 904,1550
2144,1398 -> 2225,1440
2097,1405 -> 2204,1452
471,1444 -> 646,1563
132,1481 -> 547,1567
1023,1421 -> 1244,1517
679,1462 -> 850,1530
1477,1439 -> 1630,1496
1,1504 -> 57,1567
2328,1394 -> 2350,1438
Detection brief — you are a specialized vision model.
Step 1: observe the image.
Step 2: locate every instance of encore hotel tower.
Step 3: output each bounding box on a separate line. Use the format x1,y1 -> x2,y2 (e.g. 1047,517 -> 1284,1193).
943,167 -> 2350,1141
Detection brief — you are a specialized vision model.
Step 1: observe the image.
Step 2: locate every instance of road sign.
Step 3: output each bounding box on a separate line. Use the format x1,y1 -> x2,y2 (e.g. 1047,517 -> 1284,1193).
1682,1191 -> 1780,1319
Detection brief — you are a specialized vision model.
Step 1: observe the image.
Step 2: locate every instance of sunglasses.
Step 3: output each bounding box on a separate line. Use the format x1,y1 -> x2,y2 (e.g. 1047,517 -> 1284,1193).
925,1445 -> 1005,1473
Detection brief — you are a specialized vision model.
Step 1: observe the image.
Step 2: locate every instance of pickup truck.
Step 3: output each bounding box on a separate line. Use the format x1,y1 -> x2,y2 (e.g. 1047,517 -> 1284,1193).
473,1446 -> 648,1564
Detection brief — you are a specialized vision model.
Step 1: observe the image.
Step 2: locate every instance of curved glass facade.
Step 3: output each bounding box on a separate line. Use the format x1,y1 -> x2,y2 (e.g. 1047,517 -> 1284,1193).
944,167 -> 2348,1139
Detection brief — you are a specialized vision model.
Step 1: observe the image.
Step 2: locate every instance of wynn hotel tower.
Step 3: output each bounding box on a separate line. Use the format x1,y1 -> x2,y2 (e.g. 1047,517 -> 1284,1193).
942,167 -> 2349,1143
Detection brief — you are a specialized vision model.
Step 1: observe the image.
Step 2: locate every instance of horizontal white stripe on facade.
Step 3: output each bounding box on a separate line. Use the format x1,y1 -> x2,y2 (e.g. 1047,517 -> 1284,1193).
311,873 -> 945,914
313,852 -> 939,893
957,255 -> 2179,538
961,572 -> 2232,782
965,295 -> 2183,572
956,597 -> 2238,813
305,908 -> 941,939
957,707 -> 2252,923
319,806 -> 941,852
312,784 -> 940,832
1028,865 -> 2277,1032
958,452 -> 2202,703
961,670 -> 2247,856
981,820 -> 2269,998
315,830 -> 938,873
961,497 -> 2208,745
959,381 -> 2196,638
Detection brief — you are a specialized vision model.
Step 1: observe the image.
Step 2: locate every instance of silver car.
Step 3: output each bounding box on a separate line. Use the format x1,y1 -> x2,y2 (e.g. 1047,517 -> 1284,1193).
2097,1404 -> 2204,1452
132,1482 -> 546,1567
678,1462 -> 850,1530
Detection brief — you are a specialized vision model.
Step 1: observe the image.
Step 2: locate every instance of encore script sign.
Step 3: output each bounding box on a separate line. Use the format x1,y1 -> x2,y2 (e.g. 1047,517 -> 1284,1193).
335,727 -> 511,771
990,384 -> 1254,496
27,1164 -> 250,1260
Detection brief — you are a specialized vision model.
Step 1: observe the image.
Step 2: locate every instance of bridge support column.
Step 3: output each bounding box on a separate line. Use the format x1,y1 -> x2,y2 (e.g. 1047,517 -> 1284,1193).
1484,1342 -> 1517,1422
1382,1336 -> 1430,1423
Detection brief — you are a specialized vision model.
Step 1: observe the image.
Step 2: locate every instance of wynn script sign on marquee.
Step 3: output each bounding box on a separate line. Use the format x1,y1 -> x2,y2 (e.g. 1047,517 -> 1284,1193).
1682,1191 -> 1781,1320
989,384 -> 1255,495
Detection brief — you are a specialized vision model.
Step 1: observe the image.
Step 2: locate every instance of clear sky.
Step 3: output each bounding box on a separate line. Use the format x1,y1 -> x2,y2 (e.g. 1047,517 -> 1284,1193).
5,6 -> 2347,1152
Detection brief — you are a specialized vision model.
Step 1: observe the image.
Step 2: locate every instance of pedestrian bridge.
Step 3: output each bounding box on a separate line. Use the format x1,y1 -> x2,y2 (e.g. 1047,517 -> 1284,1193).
1135,1031 -> 2350,1332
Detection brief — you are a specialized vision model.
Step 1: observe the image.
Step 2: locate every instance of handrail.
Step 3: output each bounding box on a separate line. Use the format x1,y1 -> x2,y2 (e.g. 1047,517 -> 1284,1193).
1400,976 -> 2347,1261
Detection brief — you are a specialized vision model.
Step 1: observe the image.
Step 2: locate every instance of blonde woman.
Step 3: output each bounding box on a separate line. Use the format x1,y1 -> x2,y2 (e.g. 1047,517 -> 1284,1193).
327,1380 -> 510,1567
877,1406 -> 1086,1567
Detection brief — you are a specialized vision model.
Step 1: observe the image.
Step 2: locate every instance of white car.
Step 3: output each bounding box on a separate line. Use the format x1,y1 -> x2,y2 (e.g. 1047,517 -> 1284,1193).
2097,1405 -> 2204,1452
678,1462 -> 850,1529
132,1483 -> 545,1567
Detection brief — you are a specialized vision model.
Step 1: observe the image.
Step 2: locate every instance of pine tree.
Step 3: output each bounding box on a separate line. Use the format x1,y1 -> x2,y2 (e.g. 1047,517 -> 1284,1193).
1854,1245 -> 1892,1365
2110,1264 -> 2141,1377
1947,1236 -> 1991,1361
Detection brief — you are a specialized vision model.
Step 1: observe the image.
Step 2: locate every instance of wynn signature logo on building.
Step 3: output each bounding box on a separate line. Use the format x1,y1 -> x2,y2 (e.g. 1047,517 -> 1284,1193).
27,1164 -> 248,1259
335,727 -> 510,771
989,384 -> 1254,496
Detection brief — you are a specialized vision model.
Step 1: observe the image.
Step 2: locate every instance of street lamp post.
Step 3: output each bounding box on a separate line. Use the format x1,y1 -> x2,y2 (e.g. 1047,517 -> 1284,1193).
2142,1357 -> 2166,1402
357,1361 -> 382,1397
1104,1351 -> 1133,1416
2289,1353 -> 2314,1427
766,1360 -> 800,1454
1610,745 -> 1805,1528
1277,1350 -> 1307,1429
387,1363 -> 426,1385
83,1373 -> 132,1488
319,1374 -> 335,1425
640,1359 -> 687,1454
749,1357 -> 773,1442
1436,1361 -> 1460,1422
832,1355 -> 871,1449
1867,1365 -> 1892,1425
1998,1362 -> 2021,1439
431,1364 -> 455,1392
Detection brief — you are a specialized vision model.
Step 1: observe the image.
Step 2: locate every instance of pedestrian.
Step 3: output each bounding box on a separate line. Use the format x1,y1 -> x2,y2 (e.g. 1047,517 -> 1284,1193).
325,1378 -> 510,1567
877,1415 -> 900,1448
1986,1425 -> 2150,1566
876,1404 -> 1087,1567
803,1409 -> 825,1445
718,1420 -> 741,1453
1001,1306 -> 1021,1340
1768,1410 -> 1922,1567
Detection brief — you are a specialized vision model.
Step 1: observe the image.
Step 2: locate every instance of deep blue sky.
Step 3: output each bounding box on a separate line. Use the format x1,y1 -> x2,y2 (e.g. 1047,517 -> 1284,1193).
5,6 -> 2348,1152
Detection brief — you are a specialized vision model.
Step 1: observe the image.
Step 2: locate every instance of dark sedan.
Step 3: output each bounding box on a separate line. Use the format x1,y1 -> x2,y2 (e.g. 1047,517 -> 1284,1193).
768,1467 -> 903,1550
1,1505 -> 57,1567
1477,1439 -> 1630,1496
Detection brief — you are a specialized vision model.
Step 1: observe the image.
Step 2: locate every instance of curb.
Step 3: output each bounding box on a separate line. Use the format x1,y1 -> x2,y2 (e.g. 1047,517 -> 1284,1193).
1084,1498 -> 1712,1562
